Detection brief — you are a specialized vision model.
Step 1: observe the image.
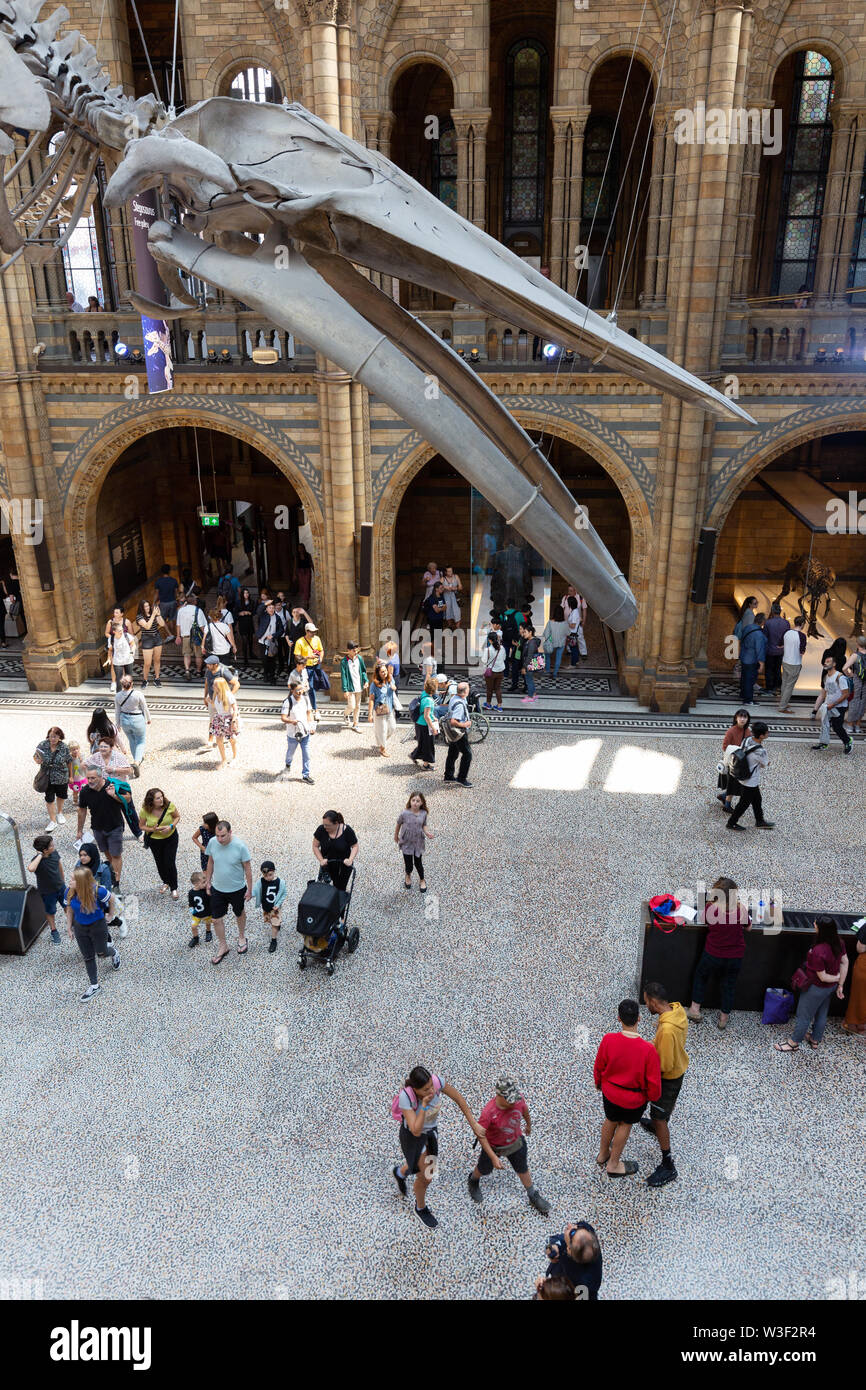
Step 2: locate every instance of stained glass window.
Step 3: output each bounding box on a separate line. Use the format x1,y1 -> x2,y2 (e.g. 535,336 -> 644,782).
772,51 -> 834,296
504,40 -> 548,234
582,117 -> 618,224
229,68 -> 282,103
433,120 -> 458,210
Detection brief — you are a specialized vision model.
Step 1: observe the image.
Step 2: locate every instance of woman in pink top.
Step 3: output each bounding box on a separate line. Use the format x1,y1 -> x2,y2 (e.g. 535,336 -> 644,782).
688,877 -> 750,1029
777,917 -> 849,1053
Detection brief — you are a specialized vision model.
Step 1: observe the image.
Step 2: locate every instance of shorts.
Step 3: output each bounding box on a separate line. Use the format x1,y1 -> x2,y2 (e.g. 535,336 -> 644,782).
44,783 -> 69,803
190,915 -> 212,930
477,1138 -> 528,1176
399,1123 -> 439,1176
650,1074 -> 684,1122
602,1094 -> 647,1124
263,908 -> 281,926
40,891 -> 62,916
92,826 -> 125,859
159,601 -> 177,622
181,634 -> 202,656
209,886 -> 247,919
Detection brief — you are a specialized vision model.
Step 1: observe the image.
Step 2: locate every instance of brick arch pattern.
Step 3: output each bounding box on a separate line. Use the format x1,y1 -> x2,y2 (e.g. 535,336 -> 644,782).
378,40 -> 468,113
202,46 -> 294,104
748,24 -> 854,106
371,412 -> 654,663
707,400 -> 866,528
63,400 -> 325,644
570,22 -> 683,108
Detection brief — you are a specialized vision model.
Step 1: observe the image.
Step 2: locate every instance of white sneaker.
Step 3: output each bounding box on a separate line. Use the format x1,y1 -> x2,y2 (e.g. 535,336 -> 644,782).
81,983 -> 101,1001
44,822 -> 56,834
110,682 -> 116,693
56,813 -> 67,825
116,920 -> 128,939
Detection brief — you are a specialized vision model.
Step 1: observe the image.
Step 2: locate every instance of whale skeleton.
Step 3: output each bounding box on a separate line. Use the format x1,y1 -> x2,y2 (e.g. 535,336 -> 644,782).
0,8 -> 758,630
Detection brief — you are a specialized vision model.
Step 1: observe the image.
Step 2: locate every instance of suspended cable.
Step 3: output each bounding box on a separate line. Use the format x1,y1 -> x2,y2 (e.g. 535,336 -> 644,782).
128,0 -> 161,105
95,0 -> 109,54
610,0 -> 679,314
209,429 -> 218,512
169,0 -> 180,117
192,426 -> 204,515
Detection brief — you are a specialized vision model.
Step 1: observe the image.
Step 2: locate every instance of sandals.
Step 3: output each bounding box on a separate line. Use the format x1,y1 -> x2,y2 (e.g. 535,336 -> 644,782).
211,949 -> 230,965
774,1041 -> 798,1052
606,1160 -> 639,1178
595,1153 -> 610,1168
237,941 -> 249,955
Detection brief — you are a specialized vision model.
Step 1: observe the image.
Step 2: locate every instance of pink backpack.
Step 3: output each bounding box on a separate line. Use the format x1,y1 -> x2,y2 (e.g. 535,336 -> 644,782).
391,1073 -> 442,1123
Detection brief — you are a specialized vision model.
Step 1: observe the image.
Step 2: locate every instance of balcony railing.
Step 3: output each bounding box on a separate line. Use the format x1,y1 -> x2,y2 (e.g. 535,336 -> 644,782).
723,304 -> 866,368
33,306 -> 664,371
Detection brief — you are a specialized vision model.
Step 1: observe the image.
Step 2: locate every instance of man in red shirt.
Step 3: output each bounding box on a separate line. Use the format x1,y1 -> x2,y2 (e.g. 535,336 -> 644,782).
593,999 -> 661,1177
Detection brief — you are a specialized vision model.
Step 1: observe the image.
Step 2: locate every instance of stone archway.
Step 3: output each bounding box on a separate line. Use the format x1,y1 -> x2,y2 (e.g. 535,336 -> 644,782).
64,404 -> 326,669
372,415 -> 654,673
695,412 -> 866,675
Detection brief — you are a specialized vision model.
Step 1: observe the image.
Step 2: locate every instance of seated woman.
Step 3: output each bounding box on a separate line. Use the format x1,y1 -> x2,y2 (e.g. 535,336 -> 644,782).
312,810 -> 358,892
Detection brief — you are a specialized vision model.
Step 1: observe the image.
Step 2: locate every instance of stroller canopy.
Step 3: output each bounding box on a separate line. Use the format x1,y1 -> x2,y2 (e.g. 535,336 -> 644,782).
296,879 -> 345,936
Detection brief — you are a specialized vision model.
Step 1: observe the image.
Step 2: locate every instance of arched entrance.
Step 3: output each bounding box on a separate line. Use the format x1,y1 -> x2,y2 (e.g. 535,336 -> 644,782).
65,411 -> 325,673
390,62 -> 457,313
705,430 -> 866,696
384,428 -> 648,686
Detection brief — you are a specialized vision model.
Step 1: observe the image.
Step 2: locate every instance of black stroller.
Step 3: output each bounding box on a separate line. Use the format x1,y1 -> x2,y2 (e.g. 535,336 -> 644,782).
296,866 -> 359,976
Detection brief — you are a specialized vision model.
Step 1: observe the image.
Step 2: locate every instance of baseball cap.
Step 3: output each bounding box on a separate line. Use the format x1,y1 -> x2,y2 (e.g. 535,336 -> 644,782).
205,654 -> 220,665
305,622 -> 318,632
346,640 -> 358,650
494,1074 -> 521,1106
260,860 -> 275,873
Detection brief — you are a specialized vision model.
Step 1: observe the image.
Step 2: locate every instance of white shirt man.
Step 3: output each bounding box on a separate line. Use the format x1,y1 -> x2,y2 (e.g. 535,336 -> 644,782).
345,654 -> 363,692
778,624 -> 805,712
422,565 -> 441,600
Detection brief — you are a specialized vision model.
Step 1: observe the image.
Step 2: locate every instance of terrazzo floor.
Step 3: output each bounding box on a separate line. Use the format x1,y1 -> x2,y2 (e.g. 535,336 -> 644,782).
0,708 -> 863,1301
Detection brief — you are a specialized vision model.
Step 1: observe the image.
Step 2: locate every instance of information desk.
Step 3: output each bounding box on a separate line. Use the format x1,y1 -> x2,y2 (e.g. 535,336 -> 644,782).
637,904 -> 861,1015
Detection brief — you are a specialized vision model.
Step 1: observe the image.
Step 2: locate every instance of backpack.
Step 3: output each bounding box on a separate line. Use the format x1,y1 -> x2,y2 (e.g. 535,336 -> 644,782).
408,695 -> 421,720
391,1073 -> 442,1123
853,654 -> 866,683
202,623 -> 215,657
725,738 -> 754,779
190,608 -> 205,646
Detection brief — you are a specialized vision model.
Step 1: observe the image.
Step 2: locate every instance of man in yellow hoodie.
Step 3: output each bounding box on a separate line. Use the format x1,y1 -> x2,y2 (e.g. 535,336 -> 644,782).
641,981 -> 689,1188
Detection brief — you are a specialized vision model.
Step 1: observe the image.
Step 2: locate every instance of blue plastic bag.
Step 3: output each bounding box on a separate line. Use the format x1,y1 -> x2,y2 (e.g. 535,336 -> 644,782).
762,988 -> 794,1024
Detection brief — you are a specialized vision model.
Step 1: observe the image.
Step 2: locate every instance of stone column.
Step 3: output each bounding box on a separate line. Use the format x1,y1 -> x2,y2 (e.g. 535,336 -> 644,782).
361,111 -> 396,296
305,0 -> 360,651
644,1 -> 751,712
642,108 -> 678,305
730,133 -> 765,299
814,103 -> 866,304
832,112 -> 866,303
451,109 -> 492,230
0,262 -> 83,689
548,106 -> 590,295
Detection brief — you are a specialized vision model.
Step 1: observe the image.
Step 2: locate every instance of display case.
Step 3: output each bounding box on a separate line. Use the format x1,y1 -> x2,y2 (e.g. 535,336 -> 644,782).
0,813 -> 48,954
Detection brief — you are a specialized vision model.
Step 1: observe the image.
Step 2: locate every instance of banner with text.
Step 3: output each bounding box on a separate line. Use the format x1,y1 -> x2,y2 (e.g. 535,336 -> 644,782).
129,189 -> 174,394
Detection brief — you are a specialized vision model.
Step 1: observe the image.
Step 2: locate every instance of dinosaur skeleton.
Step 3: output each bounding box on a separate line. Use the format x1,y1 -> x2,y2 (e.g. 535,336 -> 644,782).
0,2 -> 758,631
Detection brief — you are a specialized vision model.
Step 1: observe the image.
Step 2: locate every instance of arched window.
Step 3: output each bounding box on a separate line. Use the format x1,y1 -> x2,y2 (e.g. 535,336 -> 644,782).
581,116 -> 618,227
229,67 -> 282,104
433,119 -> 458,210
772,51 -> 834,296
504,40 -> 548,241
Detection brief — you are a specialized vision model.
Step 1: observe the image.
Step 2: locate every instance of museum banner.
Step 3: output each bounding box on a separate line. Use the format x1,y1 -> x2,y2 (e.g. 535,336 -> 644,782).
129,188 -> 174,394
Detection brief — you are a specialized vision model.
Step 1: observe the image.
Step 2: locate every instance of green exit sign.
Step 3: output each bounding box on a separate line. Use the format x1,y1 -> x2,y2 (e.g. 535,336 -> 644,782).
200,513 -> 219,528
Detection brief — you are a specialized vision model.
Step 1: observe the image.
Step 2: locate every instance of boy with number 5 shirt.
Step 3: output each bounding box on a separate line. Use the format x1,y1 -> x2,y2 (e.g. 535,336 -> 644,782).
252,860 -> 288,954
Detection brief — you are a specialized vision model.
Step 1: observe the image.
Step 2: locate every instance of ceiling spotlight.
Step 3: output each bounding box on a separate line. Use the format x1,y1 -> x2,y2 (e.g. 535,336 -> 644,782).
207,349 -> 217,363
542,342 -> 559,359
129,348 -> 144,364
114,341 -> 129,357
219,348 -> 232,363
469,347 -> 480,362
